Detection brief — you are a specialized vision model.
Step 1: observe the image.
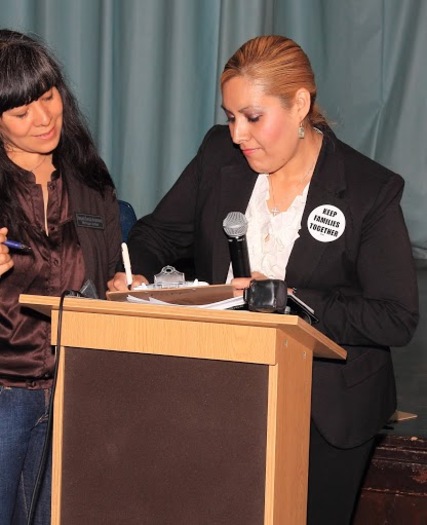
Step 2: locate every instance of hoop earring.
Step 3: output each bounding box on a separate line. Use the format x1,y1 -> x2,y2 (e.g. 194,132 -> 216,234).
298,123 -> 305,139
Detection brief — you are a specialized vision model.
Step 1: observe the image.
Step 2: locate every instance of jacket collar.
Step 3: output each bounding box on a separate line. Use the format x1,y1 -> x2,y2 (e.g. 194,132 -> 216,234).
212,160 -> 258,282
211,127 -> 349,286
286,127 -> 349,287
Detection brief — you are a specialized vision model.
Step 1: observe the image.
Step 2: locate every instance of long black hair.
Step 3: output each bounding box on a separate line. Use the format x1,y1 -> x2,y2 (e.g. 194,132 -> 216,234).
0,29 -> 115,237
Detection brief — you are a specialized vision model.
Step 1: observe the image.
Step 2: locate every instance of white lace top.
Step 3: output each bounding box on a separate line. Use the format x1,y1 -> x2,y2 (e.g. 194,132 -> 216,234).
226,173 -> 309,282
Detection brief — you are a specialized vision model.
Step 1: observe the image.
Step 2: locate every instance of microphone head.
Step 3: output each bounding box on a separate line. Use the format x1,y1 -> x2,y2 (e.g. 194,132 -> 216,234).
223,211 -> 248,238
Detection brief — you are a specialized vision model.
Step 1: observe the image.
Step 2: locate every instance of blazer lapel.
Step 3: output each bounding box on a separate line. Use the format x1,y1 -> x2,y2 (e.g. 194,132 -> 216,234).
211,163 -> 258,282
286,144 -> 348,287
209,128 -> 350,287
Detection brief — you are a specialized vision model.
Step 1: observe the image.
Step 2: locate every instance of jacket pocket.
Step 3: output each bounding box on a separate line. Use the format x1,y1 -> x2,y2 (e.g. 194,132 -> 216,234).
341,347 -> 391,388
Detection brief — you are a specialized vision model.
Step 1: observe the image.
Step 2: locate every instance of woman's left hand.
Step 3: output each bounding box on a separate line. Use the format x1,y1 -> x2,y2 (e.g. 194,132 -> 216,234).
0,227 -> 14,277
231,271 -> 268,296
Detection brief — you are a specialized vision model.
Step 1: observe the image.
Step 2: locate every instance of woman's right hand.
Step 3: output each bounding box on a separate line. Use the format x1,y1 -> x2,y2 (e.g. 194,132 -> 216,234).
107,271 -> 149,292
0,227 -> 14,277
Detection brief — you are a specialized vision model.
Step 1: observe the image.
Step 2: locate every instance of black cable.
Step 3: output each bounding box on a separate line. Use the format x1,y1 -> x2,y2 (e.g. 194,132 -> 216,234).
27,290 -> 68,525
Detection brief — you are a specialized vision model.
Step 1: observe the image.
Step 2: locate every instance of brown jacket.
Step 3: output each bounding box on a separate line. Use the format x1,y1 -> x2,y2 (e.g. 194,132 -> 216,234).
0,171 -> 121,387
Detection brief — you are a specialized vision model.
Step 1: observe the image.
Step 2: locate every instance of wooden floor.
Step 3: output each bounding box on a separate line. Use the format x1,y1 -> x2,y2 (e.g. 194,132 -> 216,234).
389,263 -> 427,438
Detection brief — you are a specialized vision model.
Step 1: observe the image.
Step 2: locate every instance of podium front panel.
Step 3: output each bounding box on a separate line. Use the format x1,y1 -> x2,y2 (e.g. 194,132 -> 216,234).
59,347 -> 269,525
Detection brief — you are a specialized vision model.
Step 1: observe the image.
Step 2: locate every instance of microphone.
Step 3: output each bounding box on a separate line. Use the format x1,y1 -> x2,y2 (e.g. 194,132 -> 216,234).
222,211 -> 251,277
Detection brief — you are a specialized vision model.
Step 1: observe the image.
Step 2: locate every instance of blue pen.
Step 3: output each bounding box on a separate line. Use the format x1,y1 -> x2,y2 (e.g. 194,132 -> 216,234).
3,240 -> 32,252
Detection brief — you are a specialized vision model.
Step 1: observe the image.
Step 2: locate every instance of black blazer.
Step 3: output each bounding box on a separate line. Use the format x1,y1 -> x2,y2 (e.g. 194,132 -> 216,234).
129,125 -> 419,448
68,177 -> 122,297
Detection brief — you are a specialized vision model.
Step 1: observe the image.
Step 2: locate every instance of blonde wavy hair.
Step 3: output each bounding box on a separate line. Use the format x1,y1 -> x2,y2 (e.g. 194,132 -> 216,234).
221,35 -> 327,128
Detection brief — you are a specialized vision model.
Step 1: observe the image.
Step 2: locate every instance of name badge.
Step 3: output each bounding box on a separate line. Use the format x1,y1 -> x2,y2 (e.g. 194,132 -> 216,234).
75,213 -> 105,230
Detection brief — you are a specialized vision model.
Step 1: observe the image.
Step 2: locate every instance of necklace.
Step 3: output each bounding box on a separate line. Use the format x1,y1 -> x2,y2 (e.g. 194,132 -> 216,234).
269,181 -> 281,217
28,155 -> 48,173
7,152 -> 48,173
269,148 -> 319,217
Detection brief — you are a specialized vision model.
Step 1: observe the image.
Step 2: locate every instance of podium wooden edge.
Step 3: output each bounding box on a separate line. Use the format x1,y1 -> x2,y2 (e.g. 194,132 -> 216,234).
19,294 -> 346,361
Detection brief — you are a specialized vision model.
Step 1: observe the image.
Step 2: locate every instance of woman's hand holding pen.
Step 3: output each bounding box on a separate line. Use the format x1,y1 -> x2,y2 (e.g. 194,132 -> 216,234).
107,242 -> 149,292
107,271 -> 148,292
0,227 -> 15,277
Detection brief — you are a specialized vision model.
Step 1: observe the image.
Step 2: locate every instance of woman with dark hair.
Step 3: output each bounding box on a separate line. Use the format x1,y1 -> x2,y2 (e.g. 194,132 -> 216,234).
109,35 -> 419,523
0,29 -> 121,523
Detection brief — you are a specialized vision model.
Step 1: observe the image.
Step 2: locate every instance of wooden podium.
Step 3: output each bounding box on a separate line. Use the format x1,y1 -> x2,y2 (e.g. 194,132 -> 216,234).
20,295 -> 346,525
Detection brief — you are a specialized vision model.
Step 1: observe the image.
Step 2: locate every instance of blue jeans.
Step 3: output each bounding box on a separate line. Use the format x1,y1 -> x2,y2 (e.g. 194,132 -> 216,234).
0,386 -> 51,525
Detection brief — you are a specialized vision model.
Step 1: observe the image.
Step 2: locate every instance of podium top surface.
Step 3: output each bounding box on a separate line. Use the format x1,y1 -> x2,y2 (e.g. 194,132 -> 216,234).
19,294 -> 346,361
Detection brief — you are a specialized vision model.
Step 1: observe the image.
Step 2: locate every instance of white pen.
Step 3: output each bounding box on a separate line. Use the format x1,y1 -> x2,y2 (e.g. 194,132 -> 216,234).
121,242 -> 133,290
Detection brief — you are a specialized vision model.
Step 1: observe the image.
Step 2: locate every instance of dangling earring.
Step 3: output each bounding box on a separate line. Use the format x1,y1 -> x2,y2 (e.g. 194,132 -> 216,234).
298,122 -> 305,139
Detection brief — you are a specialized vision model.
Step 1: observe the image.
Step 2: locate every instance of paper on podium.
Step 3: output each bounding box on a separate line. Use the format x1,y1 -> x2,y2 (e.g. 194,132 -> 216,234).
106,284 -> 245,309
127,293 -> 245,310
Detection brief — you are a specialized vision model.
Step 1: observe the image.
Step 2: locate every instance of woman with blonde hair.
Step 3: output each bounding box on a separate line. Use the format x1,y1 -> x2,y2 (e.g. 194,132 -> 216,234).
110,35 -> 418,523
